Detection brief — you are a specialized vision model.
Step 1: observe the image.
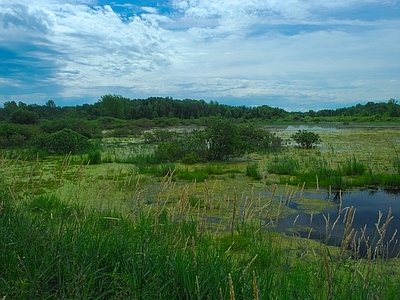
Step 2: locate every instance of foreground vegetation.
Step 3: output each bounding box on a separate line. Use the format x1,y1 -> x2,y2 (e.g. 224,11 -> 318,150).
1,163 -> 400,299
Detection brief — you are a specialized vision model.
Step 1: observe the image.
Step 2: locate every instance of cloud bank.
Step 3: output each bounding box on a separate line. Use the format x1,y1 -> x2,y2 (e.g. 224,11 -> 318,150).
0,0 -> 399,111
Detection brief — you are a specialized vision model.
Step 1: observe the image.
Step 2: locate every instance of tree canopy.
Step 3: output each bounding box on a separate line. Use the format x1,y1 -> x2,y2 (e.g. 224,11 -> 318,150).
0,95 -> 398,123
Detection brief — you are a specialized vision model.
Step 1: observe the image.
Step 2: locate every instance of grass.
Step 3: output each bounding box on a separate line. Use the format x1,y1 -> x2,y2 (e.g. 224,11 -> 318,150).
246,163 -> 263,180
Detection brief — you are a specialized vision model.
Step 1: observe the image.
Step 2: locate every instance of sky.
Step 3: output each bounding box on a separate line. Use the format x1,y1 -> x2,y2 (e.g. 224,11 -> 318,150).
0,0 -> 399,111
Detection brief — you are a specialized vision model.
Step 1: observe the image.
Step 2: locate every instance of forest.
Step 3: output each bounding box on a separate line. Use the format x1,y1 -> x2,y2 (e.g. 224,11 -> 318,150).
1,95 -> 399,123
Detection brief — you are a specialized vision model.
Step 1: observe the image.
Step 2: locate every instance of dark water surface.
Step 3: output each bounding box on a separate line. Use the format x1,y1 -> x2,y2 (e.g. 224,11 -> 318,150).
274,188 -> 400,258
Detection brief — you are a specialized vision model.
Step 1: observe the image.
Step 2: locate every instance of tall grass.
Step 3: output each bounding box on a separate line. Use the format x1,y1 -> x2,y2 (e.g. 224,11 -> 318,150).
246,163 -> 262,180
267,155 -> 300,175
343,156 -> 367,176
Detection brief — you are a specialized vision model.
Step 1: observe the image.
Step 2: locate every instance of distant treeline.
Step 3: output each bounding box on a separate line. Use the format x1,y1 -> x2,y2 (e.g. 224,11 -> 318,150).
0,95 -> 399,124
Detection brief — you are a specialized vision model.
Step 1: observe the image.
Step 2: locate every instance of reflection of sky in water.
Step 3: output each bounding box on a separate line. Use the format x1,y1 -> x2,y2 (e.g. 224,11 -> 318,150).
285,125 -> 338,132
273,189 -> 400,258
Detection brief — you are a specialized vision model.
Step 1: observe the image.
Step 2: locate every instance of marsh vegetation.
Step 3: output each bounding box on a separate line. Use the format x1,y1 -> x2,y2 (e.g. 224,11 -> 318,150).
1,97 -> 400,298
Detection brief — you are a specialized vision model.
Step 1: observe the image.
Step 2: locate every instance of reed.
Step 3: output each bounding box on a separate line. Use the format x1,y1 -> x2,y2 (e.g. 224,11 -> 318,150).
323,249 -> 333,300
339,207 -> 356,264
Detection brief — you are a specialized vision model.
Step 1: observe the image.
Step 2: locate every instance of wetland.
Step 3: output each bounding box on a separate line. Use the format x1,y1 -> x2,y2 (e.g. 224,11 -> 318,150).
2,97 -> 400,298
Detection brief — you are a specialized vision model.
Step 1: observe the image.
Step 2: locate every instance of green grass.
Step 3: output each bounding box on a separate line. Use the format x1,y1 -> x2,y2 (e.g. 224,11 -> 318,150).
343,156 -> 367,176
2,186 -> 400,299
267,155 -> 300,175
246,163 -> 263,180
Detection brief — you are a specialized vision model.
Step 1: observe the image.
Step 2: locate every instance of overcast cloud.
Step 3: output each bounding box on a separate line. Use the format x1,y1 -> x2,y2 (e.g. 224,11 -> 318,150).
0,0 -> 399,111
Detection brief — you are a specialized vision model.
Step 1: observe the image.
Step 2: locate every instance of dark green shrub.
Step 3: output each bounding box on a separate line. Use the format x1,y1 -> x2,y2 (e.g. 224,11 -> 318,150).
34,129 -> 94,155
0,123 -> 42,148
205,117 -> 243,160
154,141 -> 184,162
40,118 -> 102,139
181,152 -> 204,164
238,124 -> 283,153
204,164 -> 227,175
137,163 -> 175,177
155,163 -> 176,177
291,130 -> 322,149
97,116 -> 126,130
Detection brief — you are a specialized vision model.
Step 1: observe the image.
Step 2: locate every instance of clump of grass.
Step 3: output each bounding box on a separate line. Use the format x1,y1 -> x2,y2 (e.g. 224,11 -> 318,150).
343,156 -> 367,176
27,194 -> 64,212
246,163 -> 262,180
177,168 -> 209,182
267,155 -> 300,175
115,153 -> 158,164
137,163 -> 176,177
87,150 -> 102,164
391,149 -> 400,175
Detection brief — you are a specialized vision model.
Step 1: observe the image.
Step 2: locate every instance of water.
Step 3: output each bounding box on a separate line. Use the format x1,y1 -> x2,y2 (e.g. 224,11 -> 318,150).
284,125 -> 338,132
274,188 -> 400,258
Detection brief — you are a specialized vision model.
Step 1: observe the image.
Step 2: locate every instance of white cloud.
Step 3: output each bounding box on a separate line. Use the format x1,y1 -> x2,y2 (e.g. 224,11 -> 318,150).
0,0 -> 399,109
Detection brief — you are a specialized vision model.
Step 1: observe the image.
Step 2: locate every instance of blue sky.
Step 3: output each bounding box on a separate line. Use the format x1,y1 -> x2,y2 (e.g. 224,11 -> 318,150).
0,0 -> 399,111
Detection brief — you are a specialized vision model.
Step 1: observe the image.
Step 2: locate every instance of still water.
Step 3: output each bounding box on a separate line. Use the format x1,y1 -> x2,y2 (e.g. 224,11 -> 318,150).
274,188 -> 400,258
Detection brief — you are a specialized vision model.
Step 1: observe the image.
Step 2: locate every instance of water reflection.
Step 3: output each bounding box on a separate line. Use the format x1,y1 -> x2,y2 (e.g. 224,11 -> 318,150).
274,188 -> 400,258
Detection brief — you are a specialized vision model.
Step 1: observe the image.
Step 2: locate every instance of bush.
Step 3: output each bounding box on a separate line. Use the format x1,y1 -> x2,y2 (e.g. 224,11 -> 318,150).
0,123 -> 42,148
181,152 -> 204,164
291,130 -> 322,149
238,124 -> 283,153
154,119 -> 282,163
154,141 -> 184,162
40,118 -> 102,139
34,129 -> 94,155
9,109 -> 39,125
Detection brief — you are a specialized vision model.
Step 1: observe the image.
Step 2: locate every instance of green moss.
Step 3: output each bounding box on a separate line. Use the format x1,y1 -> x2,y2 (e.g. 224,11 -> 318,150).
295,197 -> 337,214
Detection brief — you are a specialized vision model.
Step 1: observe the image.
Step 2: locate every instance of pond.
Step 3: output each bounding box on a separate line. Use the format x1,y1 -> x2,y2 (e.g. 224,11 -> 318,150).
273,188 -> 400,258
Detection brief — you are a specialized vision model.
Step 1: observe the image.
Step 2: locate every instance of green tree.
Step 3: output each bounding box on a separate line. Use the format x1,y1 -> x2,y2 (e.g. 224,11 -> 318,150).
205,117 -> 243,160
2,101 -> 18,119
291,130 -> 322,149
9,109 -> 39,125
388,98 -> 399,117
238,124 -> 282,153
97,94 -> 127,119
